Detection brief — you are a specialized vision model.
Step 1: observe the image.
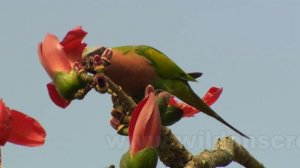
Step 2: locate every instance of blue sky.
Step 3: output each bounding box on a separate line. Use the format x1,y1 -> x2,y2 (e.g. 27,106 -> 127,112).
1,1 -> 299,167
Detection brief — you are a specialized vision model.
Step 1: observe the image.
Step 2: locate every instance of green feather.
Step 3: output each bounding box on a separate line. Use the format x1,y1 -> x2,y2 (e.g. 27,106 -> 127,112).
113,45 -> 195,82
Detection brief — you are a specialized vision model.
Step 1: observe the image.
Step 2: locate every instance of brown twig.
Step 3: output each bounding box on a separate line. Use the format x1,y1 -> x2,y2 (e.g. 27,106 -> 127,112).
105,76 -> 136,112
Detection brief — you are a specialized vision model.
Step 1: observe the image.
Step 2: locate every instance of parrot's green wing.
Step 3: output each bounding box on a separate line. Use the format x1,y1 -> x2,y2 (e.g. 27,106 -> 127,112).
114,45 -> 196,82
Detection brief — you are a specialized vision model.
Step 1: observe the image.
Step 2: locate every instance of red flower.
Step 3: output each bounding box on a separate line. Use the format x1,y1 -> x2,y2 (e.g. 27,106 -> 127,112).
38,26 -> 86,78
0,99 -> 46,147
169,87 -> 223,117
202,87 -> 223,106
129,86 -> 161,157
38,26 -> 87,108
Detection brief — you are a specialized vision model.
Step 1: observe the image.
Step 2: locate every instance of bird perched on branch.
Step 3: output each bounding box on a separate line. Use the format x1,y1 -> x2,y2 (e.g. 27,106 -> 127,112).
91,45 -> 249,138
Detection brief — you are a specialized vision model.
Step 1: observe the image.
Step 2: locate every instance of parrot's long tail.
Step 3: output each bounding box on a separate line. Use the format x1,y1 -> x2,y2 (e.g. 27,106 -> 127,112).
194,99 -> 250,139
171,81 -> 249,139
187,72 -> 203,79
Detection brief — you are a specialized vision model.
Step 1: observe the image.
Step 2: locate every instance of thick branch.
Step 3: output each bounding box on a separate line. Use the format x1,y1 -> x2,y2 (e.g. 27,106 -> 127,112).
158,126 -> 193,168
185,137 -> 264,168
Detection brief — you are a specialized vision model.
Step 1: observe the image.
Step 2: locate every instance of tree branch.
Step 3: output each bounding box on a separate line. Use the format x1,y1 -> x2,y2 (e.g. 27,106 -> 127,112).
158,126 -> 193,168
185,137 -> 265,168
103,75 -> 264,168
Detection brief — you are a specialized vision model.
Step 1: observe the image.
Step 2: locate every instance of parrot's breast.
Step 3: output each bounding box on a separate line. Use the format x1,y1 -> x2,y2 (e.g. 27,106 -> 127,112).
105,49 -> 157,101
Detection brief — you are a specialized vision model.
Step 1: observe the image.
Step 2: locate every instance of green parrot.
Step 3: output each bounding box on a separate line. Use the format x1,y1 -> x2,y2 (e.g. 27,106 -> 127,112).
98,45 -> 248,138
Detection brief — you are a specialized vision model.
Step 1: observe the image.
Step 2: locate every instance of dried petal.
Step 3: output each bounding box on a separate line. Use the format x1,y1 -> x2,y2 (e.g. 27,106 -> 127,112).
110,117 -> 121,130
93,54 -> 102,66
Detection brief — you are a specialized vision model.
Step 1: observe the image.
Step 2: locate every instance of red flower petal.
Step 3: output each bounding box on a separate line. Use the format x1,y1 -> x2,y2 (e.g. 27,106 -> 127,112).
38,34 -> 72,78
0,100 -> 12,146
129,91 -> 160,157
129,96 -> 149,145
202,87 -> 223,106
47,83 -> 71,108
60,26 -> 87,65
144,101 -> 160,148
169,96 -> 198,117
8,110 -> 46,147
38,26 -> 87,80
168,87 -> 223,117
